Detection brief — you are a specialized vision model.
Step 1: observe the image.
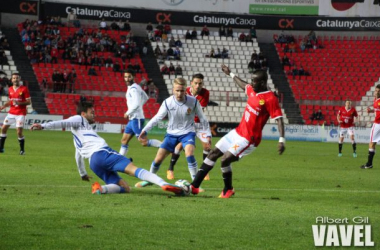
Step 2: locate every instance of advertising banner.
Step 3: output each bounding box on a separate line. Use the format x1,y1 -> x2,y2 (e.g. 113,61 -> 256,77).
263,124 -> 326,142
1,0 -> 38,15
0,114 -> 64,130
44,2 -> 380,31
249,0 -> 319,15
319,1 -> 380,17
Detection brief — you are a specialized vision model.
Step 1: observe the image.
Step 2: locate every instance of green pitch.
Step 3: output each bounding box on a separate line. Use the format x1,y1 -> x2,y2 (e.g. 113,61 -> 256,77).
0,130 -> 379,249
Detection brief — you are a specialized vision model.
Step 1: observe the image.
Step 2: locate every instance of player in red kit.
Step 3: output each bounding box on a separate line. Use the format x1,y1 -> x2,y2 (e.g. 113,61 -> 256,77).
361,84 -> 380,169
190,65 -> 285,198
337,100 -> 359,157
0,73 -> 31,154
166,73 -> 211,181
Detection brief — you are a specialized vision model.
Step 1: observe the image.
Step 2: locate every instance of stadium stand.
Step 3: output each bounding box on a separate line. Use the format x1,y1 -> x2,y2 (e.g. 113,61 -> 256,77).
275,34 -> 380,126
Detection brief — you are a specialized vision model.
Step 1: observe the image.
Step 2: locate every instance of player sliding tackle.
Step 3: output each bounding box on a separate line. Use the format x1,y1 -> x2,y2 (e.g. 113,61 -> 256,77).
190,65 -> 286,198
30,101 -> 185,196
135,77 -> 211,188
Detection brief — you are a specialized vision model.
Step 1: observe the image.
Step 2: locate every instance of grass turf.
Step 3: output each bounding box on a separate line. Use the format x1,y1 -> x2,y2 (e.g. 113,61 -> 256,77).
0,129 -> 379,249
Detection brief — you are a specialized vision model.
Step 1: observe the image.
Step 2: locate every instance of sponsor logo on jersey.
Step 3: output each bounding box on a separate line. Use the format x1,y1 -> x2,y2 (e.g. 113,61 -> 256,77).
231,144 -> 239,151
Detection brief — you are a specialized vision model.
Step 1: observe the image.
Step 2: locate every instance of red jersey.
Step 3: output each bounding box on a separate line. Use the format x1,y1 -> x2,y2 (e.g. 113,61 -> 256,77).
186,87 -> 209,123
338,107 -> 358,128
373,98 -> 380,124
8,85 -> 31,116
235,85 -> 282,146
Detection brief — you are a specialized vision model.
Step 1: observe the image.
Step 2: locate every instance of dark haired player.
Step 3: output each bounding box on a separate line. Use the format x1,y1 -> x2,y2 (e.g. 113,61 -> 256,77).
119,69 -> 161,157
0,72 -> 31,155
166,73 -> 211,181
190,65 -> 285,198
30,101 -> 184,196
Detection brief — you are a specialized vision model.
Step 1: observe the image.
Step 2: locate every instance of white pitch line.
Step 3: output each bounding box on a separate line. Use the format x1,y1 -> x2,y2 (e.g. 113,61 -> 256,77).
0,185 -> 379,193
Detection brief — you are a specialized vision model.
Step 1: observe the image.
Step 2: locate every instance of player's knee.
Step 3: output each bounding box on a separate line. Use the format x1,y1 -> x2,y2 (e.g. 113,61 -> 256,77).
207,149 -> 220,161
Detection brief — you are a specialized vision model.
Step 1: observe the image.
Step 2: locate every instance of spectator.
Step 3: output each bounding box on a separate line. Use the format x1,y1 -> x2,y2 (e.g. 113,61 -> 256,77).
164,23 -> 171,35
52,69 -> 63,92
166,46 -> 174,60
298,66 -> 305,76
133,61 -> 141,73
146,22 -> 153,34
161,63 -> 169,75
219,26 -> 226,37
154,45 -> 162,58
185,30 -> 192,40
169,63 -> 175,75
41,77 -> 48,90
99,19 -> 107,30
248,60 -> 255,73
282,55 -> 291,67
175,64 -> 183,77
30,108 -> 38,114
245,33 -> 253,43
191,28 -> 198,39
250,26 -> 257,38
70,68 -> 77,93
127,62 -> 134,71
110,20 -> 120,30
239,32 -> 246,42
251,50 -> 258,61
123,20 -> 131,31
221,48 -> 229,59
307,30 -> 317,43
261,58 -> 268,71
156,22 -> 164,32
168,37 -> 176,48
105,56 -> 113,68
226,27 -> 233,38
288,42 -> 296,53
175,36 -> 182,47
201,25 -> 210,38
208,48 -> 215,58
148,81 -> 158,98
173,47 -> 181,60
67,9 -> 80,28
88,66 -> 97,76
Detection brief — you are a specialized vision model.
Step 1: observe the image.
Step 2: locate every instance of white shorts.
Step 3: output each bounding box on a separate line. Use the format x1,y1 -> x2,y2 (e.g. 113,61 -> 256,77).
215,129 -> 256,158
370,123 -> 380,143
3,114 -> 26,128
195,123 -> 211,144
339,127 -> 354,137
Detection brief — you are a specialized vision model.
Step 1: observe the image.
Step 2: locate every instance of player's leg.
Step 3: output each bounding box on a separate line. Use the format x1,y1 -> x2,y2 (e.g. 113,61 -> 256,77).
180,132 -> 198,180
199,136 -> 212,180
167,143 -> 183,180
361,124 -> 378,169
119,121 -> 135,156
0,124 -> 10,152
338,129 -> 345,157
89,149 -> 131,194
135,119 -> 161,148
16,116 -> 26,155
218,152 -> 239,198
126,162 -> 184,195
135,146 -> 172,188
350,129 -> 357,157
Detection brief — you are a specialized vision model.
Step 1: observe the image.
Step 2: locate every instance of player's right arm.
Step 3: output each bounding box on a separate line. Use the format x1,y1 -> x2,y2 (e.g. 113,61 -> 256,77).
337,111 -> 342,124
276,117 -> 285,155
138,102 -> 168,140
30,116 -> 82,130
221,64 -> 247,90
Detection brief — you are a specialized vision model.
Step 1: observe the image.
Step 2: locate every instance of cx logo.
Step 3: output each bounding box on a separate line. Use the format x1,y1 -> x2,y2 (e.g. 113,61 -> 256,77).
279,19 -> 294,29
20,2 -> 37,13
156,13 -> 171,23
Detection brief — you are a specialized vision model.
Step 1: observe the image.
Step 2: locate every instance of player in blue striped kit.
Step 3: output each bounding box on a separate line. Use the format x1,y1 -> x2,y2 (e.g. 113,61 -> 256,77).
30,101 -> 184,195
135,77 -> 211,188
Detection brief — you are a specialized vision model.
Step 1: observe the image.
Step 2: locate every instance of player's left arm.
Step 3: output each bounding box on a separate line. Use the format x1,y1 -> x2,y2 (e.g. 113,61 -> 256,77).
221,64 -> 247,90
15,97 -> 31,106
138,103 -> 168,140
267,96 -> 285,154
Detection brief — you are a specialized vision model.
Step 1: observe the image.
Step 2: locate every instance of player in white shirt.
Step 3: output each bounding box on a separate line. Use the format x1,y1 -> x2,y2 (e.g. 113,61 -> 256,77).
30,101 -> 184,196
135,78 -> 211,188
119,70 -> 161,157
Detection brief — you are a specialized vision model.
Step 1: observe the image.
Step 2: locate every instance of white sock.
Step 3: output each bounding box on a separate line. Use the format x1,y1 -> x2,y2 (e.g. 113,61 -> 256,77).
101,184 -> 121,194
186,156 -> 198,180
174,148 -> 181,155
150,161 -> 161,174
135,168 -> 166,186
148,139 -> 162,148
119,144 -> 129,156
